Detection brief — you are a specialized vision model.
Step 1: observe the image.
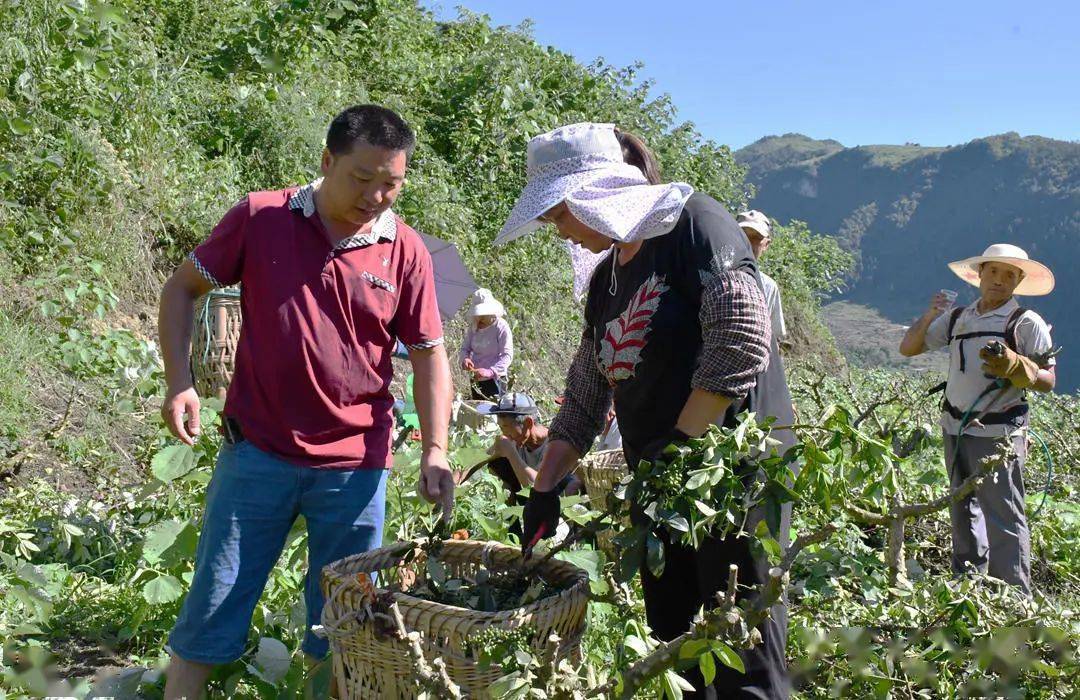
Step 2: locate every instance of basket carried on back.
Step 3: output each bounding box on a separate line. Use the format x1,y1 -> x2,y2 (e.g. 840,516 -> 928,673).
190,287 -> 241,400
579,449 -> 629,556
320,539 -> 590,699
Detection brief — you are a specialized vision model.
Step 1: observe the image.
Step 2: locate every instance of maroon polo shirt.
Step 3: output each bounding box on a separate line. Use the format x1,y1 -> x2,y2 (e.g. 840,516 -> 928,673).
189,182 -> 444,469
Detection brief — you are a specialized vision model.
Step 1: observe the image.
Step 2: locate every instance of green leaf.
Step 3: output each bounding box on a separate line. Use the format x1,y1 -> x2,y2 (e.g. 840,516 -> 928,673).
916,469 -> 943,485
73,49 -> 95,70
427,556 -> 447,586
757,535 -> 782,563
660,670 -> 682,700
10,584 -> 53,621
624,634 -> 650,657
8,623 -> 45,636
556,548 -> 601,580
142,519 -> 196,567
453,446 -> 489,469
661,669 -> 694,698
617,534 -> 644,582
685,470 -> 711,490
303,656 -> 332,700
487,672 -> 529,698
15,562 -> 49,588
151,444 -> 197,482
711,641 -> 744,673
251,637 -> 291,684
677,638 -> 710,660
392,447 -> 420,470
142,574 -> 183,605
693,499 -> 717,517
699,650 -> 716,686
645,532 -> 665,578
667,515 -> 690,533
7,117 -> 32,136
764,497 -> 782,539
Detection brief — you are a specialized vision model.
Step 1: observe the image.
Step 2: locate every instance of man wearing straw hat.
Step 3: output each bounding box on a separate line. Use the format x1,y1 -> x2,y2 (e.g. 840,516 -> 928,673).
156,105 -> 454,697
900,244 -> 1057,595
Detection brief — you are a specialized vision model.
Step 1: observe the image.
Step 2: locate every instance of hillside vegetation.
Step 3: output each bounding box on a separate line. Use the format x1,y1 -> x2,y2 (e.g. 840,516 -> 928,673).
0,0 -> 751,399
1,2 -> 1077,699
738,132 -> 1080,389
0,0 -> 848,487
822,301 -> 948,374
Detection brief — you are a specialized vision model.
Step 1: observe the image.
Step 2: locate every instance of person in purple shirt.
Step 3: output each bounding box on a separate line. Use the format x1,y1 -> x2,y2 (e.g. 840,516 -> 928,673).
459,288 -> 514,399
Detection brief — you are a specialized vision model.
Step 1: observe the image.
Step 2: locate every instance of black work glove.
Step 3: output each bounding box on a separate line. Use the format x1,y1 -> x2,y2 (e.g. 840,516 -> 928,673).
522,487 -> 560,558
640,428 -> 692,463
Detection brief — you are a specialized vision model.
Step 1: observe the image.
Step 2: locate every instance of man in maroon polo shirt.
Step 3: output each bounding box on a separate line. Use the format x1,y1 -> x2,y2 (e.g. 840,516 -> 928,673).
157,105 -> 453,697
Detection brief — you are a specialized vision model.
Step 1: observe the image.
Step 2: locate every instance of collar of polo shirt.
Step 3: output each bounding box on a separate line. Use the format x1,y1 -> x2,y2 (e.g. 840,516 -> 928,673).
288,178 -> 398,251
971,297 -> 1019,318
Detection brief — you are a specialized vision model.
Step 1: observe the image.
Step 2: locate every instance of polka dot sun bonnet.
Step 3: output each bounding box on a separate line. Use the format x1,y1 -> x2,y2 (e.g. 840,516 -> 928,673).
495,123 -> 694,248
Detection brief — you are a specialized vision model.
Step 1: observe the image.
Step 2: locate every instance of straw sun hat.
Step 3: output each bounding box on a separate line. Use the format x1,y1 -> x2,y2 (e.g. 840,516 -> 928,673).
947,243 -> 1054,296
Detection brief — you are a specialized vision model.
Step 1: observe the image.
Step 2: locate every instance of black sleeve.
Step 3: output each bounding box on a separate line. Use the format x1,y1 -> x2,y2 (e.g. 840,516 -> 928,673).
673,194 -> 759,297
674,195 -> 771,398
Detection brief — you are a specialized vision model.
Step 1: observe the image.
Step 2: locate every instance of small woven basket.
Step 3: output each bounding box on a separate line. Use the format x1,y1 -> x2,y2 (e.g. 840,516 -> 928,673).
190,287 -> 241,400
321,539 -> 590,699
579,450 -> 630,556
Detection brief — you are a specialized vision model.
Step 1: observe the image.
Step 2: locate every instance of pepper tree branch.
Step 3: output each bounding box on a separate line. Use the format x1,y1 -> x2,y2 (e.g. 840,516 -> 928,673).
589,523 -> 838,699
898,456 -> 997,518
842,441 -> 1010,584
388,601 -> 463,699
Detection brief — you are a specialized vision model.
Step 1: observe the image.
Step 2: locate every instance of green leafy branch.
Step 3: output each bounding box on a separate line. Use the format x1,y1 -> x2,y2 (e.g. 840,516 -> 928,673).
611,414 -> 798,581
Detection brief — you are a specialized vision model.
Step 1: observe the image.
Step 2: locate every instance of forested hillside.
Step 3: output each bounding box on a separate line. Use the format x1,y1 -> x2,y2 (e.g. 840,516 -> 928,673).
0,0 -> 845,474
0,0 -> 753,396
738,132 -> 1080,389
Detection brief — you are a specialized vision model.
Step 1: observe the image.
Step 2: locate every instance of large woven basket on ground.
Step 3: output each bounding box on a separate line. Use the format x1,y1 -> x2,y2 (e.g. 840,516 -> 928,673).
579,449 -> 629,556
320,539 -> 590,699
190,287 -> 241,400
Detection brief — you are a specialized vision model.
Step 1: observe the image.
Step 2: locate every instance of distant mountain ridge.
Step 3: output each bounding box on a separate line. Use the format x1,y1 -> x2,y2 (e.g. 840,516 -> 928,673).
737,132 -> 1080,390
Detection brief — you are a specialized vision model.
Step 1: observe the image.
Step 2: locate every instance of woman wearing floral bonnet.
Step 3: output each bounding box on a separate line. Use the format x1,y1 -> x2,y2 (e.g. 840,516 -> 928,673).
496,122 -> 795,698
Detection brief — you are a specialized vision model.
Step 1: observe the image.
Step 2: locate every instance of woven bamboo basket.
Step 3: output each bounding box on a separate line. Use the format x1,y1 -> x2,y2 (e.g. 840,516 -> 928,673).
320,539 -> 590,699
190,287 -> 241,400
579,450 -> 630,556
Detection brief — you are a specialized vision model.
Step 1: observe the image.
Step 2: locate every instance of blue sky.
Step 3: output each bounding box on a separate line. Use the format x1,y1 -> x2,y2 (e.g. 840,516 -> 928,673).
422,0 -> 1080,150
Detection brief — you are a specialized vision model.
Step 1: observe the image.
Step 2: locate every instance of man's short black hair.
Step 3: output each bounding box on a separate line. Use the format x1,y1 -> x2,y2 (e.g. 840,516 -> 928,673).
326,105 -> 416,158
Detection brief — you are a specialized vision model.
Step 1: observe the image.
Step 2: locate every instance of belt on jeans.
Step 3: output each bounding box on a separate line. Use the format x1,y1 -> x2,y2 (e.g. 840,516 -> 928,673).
221,416 -> 246,445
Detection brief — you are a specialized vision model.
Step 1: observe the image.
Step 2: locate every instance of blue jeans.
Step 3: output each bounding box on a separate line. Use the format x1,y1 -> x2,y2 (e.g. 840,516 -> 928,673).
168,440 -> 387,663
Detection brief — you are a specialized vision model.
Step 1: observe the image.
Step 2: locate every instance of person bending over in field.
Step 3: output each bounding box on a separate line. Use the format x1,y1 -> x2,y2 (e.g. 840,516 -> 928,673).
480,393 -> 581,513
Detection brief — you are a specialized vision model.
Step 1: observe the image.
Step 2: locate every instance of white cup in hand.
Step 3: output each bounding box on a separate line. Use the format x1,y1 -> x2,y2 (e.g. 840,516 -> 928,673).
929,290 -> 954,316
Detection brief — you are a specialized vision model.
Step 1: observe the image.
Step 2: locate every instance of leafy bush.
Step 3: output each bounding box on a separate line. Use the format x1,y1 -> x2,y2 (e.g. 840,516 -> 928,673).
760,219 -> 854,357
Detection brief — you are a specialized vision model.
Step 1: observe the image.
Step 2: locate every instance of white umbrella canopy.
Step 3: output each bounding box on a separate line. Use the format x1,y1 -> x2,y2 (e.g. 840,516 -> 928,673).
418,232 -> 478,321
